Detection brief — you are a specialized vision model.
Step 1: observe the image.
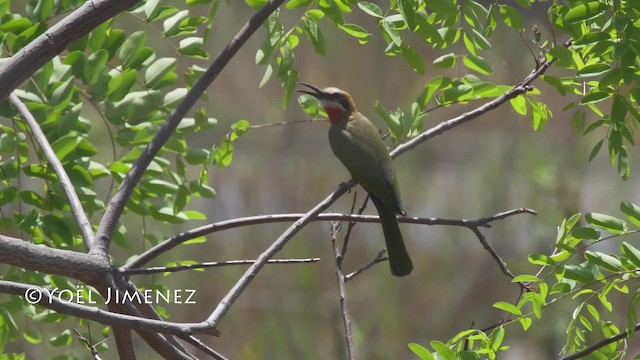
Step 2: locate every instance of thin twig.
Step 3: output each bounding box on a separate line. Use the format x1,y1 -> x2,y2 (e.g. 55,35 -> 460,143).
179,335 -> 229,360
93,0 -> 288,258
339,191 -> 361,262
345,250 -> 388,282
331,222 -> 356,360
122,258 -> 320,275
73,328 -> 105,360
9,93 -> 95,249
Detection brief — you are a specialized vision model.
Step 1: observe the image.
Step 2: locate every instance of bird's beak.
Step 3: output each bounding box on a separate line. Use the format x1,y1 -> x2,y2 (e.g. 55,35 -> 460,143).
297,82 -> 325,99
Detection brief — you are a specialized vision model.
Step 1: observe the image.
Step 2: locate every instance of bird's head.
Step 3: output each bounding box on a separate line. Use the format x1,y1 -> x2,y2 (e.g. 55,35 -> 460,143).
298,82 -> 357,123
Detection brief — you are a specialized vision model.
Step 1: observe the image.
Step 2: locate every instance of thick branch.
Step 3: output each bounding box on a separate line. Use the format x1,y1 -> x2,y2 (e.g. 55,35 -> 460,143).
93,0 -> 287,258
0,0 -> 139,100
0,281 -> 219,337
9,93 -> 95,249
0,234 -> 108,285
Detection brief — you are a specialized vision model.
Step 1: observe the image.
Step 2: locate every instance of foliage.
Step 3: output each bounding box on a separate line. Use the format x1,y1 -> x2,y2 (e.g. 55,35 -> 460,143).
0,0 -> 639,358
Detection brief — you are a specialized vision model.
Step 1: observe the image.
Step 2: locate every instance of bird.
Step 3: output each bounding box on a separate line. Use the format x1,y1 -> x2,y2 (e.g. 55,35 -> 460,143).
298,82 -> 413,277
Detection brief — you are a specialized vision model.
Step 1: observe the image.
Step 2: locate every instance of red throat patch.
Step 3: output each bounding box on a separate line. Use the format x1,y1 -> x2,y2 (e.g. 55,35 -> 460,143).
324,106 -> 346,124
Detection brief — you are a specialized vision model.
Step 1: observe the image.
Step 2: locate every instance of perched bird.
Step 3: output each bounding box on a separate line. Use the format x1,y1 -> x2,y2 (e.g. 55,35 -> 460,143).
298,82 -> 413,277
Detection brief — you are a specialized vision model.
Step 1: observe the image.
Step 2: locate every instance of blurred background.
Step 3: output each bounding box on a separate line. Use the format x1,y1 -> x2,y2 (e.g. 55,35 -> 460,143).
8,0 -> 640,359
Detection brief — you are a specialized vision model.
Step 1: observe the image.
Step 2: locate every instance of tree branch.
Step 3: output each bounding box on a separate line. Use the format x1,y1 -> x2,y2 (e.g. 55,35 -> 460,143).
8,93 -> 95,250
560,322 -> 640,360
330,222 -> 356,359
389,39 -> 570,160
0,281 -> 220,337
122,258 -> 320,275
205,186 -> 350,326
93,0 -> 288,258
124,209 -> 536,270
0,0 -> 139,100
0,234 -> 108,285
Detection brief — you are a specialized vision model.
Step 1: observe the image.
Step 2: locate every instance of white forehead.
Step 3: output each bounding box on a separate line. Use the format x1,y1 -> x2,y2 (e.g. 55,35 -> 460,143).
322,87 -> 344,94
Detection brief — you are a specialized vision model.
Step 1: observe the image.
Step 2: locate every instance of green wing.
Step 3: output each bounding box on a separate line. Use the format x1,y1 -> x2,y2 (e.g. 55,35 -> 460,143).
328,113 -> 404,215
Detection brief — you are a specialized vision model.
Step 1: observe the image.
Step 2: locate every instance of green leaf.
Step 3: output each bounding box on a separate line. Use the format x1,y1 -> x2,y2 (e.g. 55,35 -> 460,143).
397,0 -> 416,30
585,212 -> 627,234
620,202 -> 640,228
463,54 -> 492,74
528,253 -> 555,265
145,57 -> 177,89
0,187 -> 18,207
339,23 -> 370,40
118,31 -> 153,69
49,329 -> 72,346
107,69 -> 137,101
581,91 -> 610,104
178,37 -> 208,58
433,53 -> 456,68
564,1 -> 607,23
577,63 -> 611,78
245,0 -> 268,8
585,251 -> 623,272
621,242 -> 640,268
493,301 -> 522,315
510,95 -> 527,115
303,14 -> 326,54
563,263 -> 597,283
588,139 -> 604,161
571,226 -> 600,239
529,99 -> 550,130
511,274 -> 541,283
499,4 -> 524,30
426,0 -> 458,16
430,340 -> 455,360
408,343 -> 434,360
519,317 -> 532,331
358,2 -> 383,18
402,45 -> 425,74
285,0 -> 312,9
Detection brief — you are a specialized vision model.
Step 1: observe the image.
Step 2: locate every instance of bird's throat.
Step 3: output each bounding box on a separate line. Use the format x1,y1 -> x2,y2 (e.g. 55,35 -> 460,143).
324,106 -> 348,124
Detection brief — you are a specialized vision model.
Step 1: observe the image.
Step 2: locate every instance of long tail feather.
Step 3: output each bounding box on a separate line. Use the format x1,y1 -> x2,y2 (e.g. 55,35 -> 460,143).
371,197 -> 413,276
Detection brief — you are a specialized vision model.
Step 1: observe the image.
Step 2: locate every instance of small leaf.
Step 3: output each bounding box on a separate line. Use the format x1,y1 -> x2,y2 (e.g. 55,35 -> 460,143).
510,95 -> 527,115
408,343 -> 434,360
358,2 -> 383,18
585,212 -> 627,234
577,63 -> 611,77
433,53 -> 456,68
339,23 -> 370,40
564,1 -> 606,23
621,242 -> 640,267
402,45 -> 425,74
585,251 -> 623,272
463,54 -> 492,74
178,37 -> 208,58
620,202 -> 640,228
493,301 -> 522,315
499,4 -> 524,30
